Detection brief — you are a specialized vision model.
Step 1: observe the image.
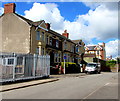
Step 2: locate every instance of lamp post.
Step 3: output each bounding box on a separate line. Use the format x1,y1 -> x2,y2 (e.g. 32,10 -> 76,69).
64,58 -> 65,74
63,55 -> 66,74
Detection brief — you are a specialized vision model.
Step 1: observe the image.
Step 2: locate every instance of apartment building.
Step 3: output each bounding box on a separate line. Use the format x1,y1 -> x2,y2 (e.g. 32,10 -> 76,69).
0,3 -> 85,65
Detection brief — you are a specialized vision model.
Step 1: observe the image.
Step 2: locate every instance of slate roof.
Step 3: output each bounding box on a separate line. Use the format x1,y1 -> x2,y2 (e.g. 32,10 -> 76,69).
84,53 -> 96,57
48,29 -> 76,44
87,46 -> 96,50
86,45 -> 103,51
72,40 -> 82,44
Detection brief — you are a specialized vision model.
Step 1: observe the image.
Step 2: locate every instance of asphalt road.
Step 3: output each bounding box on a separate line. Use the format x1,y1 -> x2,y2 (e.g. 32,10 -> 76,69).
2,72 -> 118,99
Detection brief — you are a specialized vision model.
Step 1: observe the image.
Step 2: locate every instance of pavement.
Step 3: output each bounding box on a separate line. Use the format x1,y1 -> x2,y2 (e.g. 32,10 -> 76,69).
50,73 -> 86,78
0,78 -> 59,92
0,73 -> 86,92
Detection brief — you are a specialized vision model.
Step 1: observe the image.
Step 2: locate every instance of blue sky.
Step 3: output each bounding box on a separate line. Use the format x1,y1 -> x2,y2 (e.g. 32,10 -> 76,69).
0,2 -> 119,58
2,2 -> 90,21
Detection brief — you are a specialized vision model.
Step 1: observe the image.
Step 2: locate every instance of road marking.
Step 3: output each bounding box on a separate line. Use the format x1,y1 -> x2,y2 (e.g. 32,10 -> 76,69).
83,82 -> 110,99
105,83 -> 110,86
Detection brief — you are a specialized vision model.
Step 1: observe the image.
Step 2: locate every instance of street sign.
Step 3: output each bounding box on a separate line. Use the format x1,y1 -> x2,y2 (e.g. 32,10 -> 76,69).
64,56 -> 67,60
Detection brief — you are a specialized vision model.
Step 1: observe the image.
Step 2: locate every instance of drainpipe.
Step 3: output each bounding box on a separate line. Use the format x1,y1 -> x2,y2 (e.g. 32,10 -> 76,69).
29,26 -> 32,54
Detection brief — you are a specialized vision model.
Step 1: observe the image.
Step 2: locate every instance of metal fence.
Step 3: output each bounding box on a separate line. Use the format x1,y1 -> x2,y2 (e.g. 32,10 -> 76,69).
0,53 -> 50,83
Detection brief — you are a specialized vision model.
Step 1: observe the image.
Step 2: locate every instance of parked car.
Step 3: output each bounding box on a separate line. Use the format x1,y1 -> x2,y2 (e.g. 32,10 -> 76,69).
85,63 -> 101,74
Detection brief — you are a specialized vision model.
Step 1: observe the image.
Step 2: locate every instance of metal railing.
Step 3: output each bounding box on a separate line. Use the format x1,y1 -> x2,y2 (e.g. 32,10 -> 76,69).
0,53 -> 50,82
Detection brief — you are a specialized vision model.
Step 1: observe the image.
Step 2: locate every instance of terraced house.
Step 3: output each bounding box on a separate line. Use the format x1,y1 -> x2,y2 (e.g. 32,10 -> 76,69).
0,3 -> 85,65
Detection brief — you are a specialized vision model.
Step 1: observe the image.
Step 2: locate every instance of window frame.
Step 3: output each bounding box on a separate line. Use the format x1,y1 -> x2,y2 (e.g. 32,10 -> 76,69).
42,32 -> 44,41
46,35 -> 49,44
49,37 -> 52,46
56,40 -> 59,48
36,47 -> 40,54
36,31 -> 40,40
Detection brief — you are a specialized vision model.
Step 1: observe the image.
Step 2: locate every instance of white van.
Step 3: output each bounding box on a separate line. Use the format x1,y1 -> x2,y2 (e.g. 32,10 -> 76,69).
85,63 -> 101,74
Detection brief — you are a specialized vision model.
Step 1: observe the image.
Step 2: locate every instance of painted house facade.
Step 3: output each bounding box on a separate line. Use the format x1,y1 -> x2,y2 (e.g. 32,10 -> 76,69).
0,3 -> 85,65
84,43 -> 106,62
72,40 -> 85,63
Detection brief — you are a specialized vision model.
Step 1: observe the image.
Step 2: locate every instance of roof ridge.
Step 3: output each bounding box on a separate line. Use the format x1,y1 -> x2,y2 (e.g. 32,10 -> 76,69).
14,13 -> 44,26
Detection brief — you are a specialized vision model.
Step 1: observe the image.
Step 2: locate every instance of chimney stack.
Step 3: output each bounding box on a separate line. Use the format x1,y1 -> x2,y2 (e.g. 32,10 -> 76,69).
62,30 -> 69,39
102,42 -> 105,47
4,3 -> 16,14
45,23 -> 50,30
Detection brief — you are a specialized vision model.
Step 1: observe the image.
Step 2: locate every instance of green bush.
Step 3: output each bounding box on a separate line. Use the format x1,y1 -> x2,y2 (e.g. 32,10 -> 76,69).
53,62 -> 80,74
106,60 -> 116,68
60,62 -> 76,68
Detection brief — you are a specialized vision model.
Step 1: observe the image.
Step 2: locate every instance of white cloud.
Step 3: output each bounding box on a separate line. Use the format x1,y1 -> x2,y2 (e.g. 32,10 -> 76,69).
0,7 -> 4,16
76,4 -> 118,41
105,39 -> 119,58
82,2 -> 100,9
82,2 -> 118,10
24,3 -> 64,30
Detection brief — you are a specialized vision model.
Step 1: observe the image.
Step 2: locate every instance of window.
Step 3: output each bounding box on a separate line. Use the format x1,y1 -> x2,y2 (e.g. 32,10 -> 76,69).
17,57 -> 23,65
42,32 -> 44,41
68,54 -> 70,62
56,40 -> 59,48
8,59 -> 14,65
78,47 -> 79,52
15,67 -> 23,74
90,51 -> 94,54
97,51 -> 99,55
36,47 -> 39,54
42,48 -> 44,55
2,58 -> 14,66
49,37 -> 52,46
36,31 -> 40,40
72,58 -> 74,62
79,42 -> 81,45
46,35 -> 49,44
2,58 -> 6,65
54,53 -> 58,62
54,52 -> 61,62
76,47 -> 78,53
71,45 -> 74,52
58,53 -> 61,62
64,43 -> 67,50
